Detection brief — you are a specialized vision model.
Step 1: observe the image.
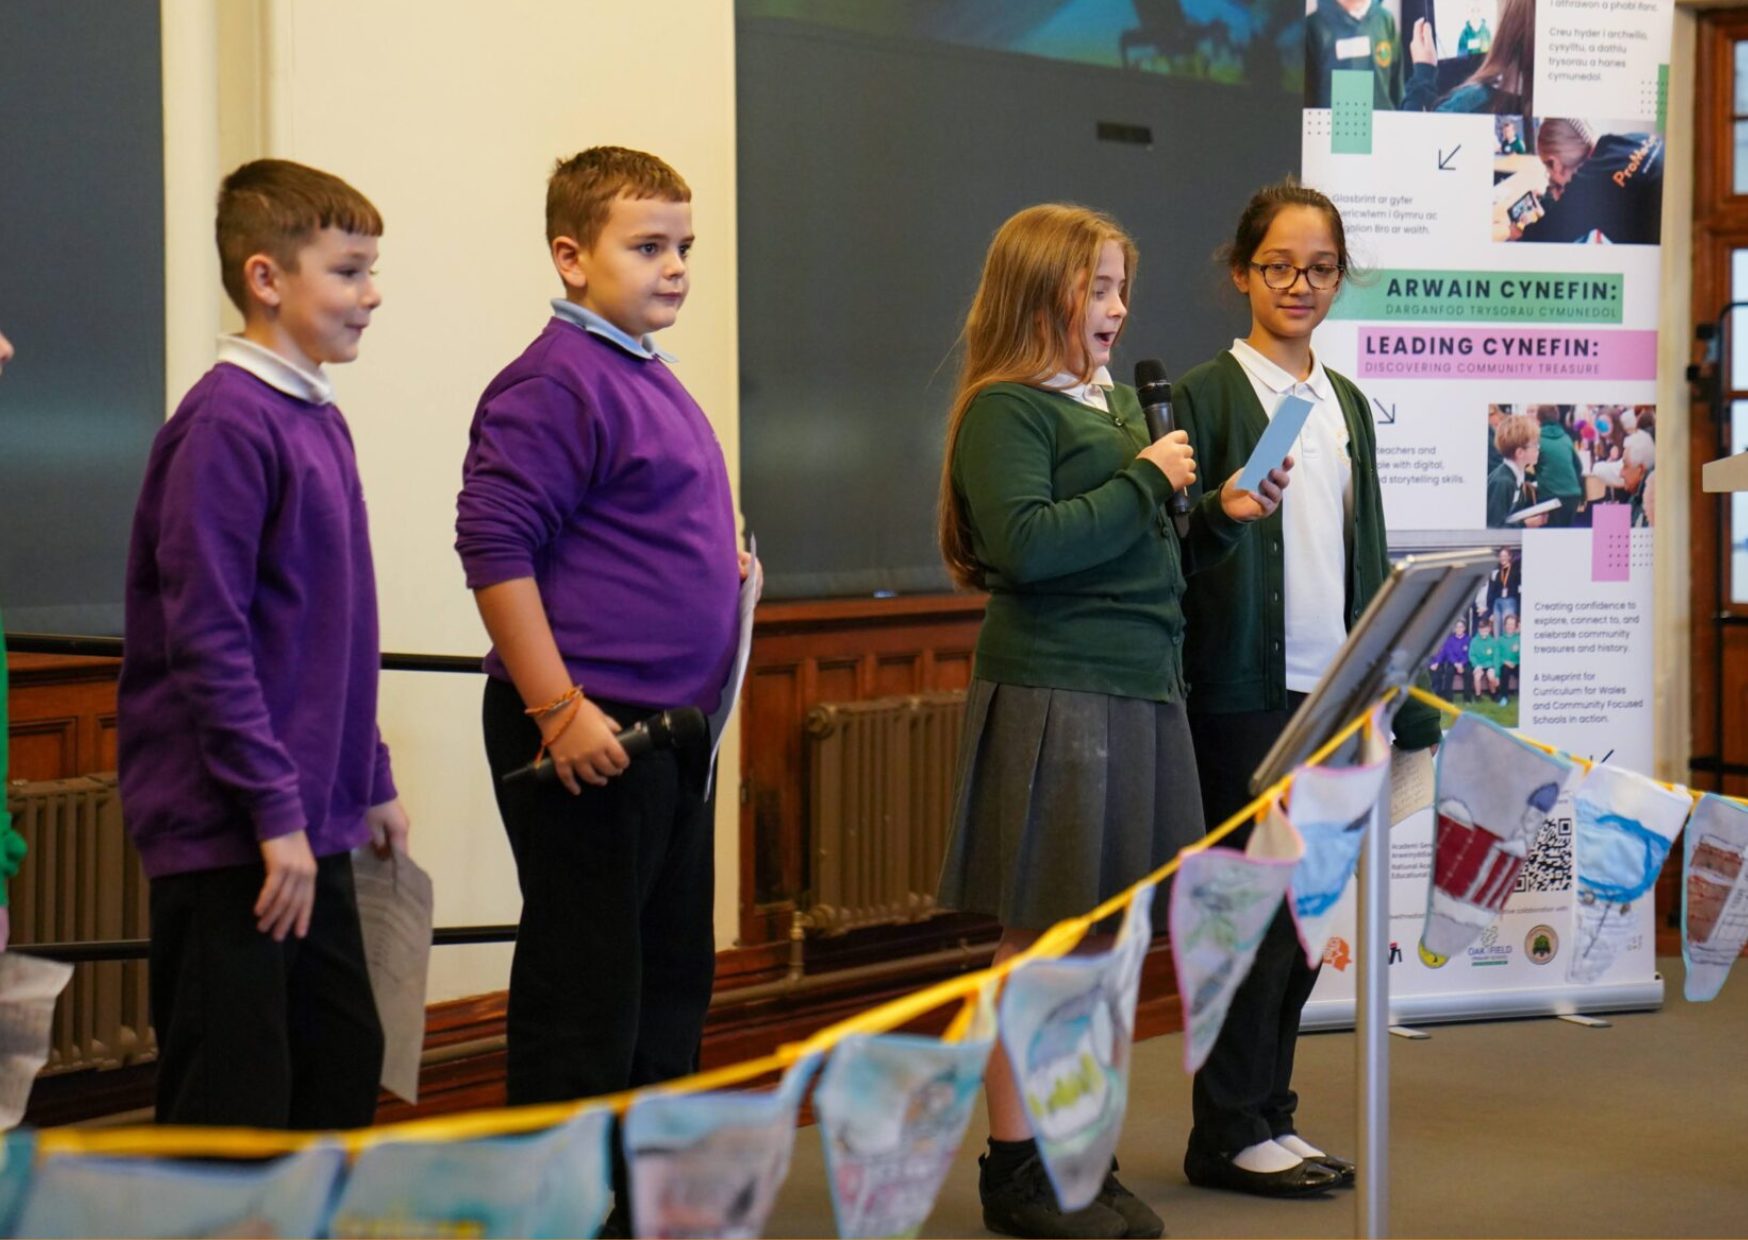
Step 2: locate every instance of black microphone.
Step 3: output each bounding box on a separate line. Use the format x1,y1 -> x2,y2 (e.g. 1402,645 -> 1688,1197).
1134,358 -> 1192,537
502,706 -> 709,785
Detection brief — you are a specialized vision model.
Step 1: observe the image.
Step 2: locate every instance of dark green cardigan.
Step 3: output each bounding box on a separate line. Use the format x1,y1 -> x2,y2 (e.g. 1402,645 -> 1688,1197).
1173,352 -> 1442,751
953,381 -> 1247,702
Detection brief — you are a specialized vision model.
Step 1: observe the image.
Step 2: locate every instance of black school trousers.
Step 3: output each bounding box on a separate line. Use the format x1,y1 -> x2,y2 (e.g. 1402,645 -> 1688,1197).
1186,692 -> 1320,1157
149,851 -> 384,1129
482,677 -> 716,1106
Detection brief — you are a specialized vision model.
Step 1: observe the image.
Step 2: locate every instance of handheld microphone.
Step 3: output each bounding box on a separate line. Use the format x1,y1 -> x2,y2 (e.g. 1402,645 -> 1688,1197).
502,706 -> 709,786
1134,358 -> 1193,537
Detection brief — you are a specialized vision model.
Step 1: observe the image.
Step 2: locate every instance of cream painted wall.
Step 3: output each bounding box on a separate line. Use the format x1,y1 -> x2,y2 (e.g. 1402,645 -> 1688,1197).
160,0 -> 745,1002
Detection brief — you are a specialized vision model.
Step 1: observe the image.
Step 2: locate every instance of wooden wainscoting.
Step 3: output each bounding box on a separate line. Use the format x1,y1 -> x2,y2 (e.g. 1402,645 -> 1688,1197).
6,654 -> 122,781
736,593 -> 985,950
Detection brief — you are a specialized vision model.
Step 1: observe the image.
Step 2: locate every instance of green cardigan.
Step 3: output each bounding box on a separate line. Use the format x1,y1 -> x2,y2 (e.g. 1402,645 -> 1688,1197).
0,614 -> 26,907
1173,352 -> 1442,751
953,381 -> 1247,702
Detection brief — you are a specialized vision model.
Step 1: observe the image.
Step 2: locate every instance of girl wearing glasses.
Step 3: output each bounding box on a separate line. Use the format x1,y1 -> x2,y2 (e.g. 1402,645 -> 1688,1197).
1172,180 -> 1442,1199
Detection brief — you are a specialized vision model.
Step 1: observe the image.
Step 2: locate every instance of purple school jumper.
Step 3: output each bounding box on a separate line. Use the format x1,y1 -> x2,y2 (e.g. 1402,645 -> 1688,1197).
118,364 -> 395,878
455,317 -> 739,713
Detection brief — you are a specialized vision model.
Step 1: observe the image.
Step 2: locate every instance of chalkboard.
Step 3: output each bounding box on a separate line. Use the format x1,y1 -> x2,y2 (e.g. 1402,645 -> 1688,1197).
0,0 -> 165,636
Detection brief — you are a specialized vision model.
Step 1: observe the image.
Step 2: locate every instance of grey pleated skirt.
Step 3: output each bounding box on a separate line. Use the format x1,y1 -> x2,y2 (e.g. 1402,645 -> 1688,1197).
935,679 -> 1205,931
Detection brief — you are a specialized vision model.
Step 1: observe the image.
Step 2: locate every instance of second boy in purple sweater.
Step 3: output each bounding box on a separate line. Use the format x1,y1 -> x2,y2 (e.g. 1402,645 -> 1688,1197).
119,160 -> 408,1129
455,147 -> 740,1151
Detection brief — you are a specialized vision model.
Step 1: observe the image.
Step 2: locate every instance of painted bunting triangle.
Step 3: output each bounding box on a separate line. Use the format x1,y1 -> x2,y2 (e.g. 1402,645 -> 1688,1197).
1683,794 -> 1748,1002
1567,764 -> 1691,985
1171,805 -> 1303,1074
624,1053 -> 819,1239
996,883 -> 1154,1212
328,1105 -> 613,1239
813,983 -> 996,1238
1420,714 -> 1574,968
1285,703 -> 1391,967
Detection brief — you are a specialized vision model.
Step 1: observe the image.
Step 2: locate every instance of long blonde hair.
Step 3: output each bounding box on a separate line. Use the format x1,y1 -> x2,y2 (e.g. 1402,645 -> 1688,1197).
937,204 -> 1137,590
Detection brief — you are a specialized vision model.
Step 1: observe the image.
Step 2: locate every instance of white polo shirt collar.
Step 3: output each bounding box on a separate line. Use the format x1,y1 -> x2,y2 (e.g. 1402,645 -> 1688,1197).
1040,365 -> 1115,412
1228,338 -> 1334,404
216,335 -> 333,405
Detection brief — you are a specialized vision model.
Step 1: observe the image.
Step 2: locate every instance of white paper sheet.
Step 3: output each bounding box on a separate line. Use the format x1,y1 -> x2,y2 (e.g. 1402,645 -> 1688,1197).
0,952 -> 74,1129
706,534 -> 761,796
351,848 -> 434,1104
1389,745 -> 1435,826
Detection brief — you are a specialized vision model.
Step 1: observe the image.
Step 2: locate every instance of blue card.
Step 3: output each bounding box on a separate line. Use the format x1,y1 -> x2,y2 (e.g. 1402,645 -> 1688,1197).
1237,393 -> 1313,494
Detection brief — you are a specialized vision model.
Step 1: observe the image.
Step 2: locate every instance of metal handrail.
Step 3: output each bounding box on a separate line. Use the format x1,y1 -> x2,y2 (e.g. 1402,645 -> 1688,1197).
4,629 -> 515,962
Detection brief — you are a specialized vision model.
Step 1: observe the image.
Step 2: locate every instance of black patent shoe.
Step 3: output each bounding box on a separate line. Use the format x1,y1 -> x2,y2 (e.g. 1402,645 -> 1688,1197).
1098,1159 -> 1166,1237
1309,1152 -> 1356,1186
980,1151 -> 1130,1238
1183,1145 -> 1340,1198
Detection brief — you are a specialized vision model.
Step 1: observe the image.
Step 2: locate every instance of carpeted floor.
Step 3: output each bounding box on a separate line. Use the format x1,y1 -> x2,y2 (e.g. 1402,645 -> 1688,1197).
763,957 -> 1748,1238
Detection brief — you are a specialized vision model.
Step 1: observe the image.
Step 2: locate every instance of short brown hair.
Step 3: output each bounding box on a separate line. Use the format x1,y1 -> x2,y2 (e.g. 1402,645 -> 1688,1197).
546,146 -> 690,249
216,159 -> 382,312
1495,413 -> 1538,458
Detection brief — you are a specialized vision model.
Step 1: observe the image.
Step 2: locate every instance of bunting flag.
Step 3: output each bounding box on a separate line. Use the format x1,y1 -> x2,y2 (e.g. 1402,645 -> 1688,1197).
1682,794 -> 1748,1002
813,985 -> 996,1238
1567,765 -> 1692,986
0,953 -> 74,1131
1285,703 -> 1391,967
0,1131 -> 33,1238
995,883 -> 1153,1212
1172,806 -> 1303,1074
14,1143 -> 345,1239
625,1053 -> 819,1239
327,1106 -> 612,1239
1420,715 -> 1573,967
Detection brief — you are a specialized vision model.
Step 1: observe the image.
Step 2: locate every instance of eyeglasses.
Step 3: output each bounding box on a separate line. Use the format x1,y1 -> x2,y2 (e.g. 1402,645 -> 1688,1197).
1250,261 -> 1344,291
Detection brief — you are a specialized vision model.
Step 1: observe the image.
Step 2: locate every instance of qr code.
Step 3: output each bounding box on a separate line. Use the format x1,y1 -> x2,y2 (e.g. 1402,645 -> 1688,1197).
1515,814 -> 1573,894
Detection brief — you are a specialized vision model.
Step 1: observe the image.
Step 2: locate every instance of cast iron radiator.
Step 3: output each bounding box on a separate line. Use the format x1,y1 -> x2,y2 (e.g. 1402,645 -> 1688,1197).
6,774 -> 156,1072
802,691 -> 966,936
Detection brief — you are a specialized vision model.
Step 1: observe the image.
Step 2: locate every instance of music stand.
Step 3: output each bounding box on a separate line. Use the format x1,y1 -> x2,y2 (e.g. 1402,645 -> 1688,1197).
1250,549 -> 1496,1239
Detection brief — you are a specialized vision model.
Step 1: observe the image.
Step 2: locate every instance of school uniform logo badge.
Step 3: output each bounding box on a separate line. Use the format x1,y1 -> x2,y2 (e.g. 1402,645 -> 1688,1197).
1526,924 -> 1559,964
1374,38 -> 1395,69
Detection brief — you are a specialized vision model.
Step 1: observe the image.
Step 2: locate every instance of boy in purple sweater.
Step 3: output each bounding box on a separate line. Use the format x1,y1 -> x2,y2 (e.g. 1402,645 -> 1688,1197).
456,147 -> 740,1133
119,160 -> 409,1129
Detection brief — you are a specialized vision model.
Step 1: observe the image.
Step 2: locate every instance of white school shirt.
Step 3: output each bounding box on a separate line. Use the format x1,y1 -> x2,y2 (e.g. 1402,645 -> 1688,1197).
1038,366 -> 1115,412
1229,340 -> 1352,693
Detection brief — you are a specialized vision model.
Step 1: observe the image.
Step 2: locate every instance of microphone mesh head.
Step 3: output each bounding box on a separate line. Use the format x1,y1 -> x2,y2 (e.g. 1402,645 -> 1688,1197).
1134,358 -> 1169,390
669,707 -> 710,749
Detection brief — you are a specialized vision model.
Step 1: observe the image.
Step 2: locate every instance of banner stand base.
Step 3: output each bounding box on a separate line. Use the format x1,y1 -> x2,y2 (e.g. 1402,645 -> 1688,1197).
1300,973 -> 1663,1032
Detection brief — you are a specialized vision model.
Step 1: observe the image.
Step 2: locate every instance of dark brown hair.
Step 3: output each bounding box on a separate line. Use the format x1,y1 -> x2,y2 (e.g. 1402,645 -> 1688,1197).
216,159 -> 382,313
546,146 -> 691,249
1220,177 -> 1352,278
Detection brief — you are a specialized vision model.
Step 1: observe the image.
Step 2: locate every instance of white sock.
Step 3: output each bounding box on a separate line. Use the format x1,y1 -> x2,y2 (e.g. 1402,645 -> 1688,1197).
1231,1139 -> 1302,1173
1276,1133 -> 1326,1161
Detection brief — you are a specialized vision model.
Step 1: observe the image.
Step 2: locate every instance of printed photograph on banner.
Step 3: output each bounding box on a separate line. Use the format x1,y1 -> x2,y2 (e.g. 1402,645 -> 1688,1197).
1305,0 -> 1538,115
1421,544 -> 1523,727
1305,0 -> 1412,110
1494,118 -> 1664,245
1402,0 -> 1534,114
1486,403 -> 1656,529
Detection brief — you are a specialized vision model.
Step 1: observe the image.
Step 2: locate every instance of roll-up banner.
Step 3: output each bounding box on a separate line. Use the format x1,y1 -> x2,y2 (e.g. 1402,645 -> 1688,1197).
1298,0 -> 1673,1026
